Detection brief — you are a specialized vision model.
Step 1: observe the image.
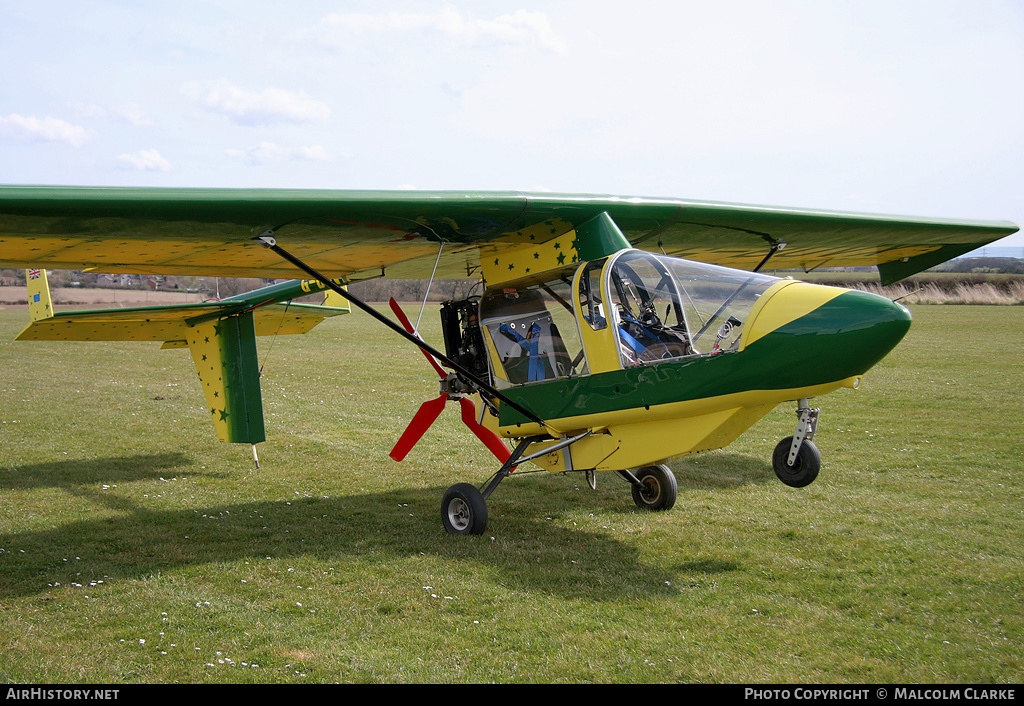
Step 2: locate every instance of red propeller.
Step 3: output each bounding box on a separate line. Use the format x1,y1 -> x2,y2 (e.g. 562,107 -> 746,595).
387,299 -> 512,465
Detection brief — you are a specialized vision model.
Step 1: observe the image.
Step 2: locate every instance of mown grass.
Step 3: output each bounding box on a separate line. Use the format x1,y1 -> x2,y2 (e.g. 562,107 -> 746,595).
0,304 -> 1021,684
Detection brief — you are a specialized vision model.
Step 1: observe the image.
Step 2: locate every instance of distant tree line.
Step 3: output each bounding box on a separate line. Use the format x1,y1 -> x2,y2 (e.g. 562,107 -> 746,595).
346,277 -> 482,303
933,257 -> 1024,275
0,268 -> 484,304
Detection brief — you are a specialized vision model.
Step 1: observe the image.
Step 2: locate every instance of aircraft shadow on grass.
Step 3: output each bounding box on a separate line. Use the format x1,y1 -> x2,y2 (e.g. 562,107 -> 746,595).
0,451 -> 773,492
0,453 -> 768,601
0,453 -> 197,492
666,454 -> 776,491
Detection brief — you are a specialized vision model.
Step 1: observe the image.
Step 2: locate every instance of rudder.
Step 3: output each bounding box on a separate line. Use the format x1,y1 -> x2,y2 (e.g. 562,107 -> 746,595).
186,312 -> 266,444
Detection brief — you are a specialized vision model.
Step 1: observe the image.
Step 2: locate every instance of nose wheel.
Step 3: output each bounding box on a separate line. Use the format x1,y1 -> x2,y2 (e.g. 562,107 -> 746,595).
772,435 -> 821,487
772,399 -> 821,487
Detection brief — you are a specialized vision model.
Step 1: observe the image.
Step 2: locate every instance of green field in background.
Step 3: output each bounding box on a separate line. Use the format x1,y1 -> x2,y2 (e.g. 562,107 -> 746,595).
0,305 -> 1020,683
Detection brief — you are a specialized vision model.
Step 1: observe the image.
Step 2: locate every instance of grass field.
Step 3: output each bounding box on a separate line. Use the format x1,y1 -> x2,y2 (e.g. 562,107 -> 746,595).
0,303 -> 1021,684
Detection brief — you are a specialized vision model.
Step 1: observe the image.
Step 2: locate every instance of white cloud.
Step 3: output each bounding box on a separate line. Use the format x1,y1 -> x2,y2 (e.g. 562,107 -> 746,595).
72,103 -> 154,127
116,103 -> 156,127
182,79 -> 331,126
117,149 -> 172,171
320,5 -> 568,54
0,114 -> 92,147
225,141 -> 330,165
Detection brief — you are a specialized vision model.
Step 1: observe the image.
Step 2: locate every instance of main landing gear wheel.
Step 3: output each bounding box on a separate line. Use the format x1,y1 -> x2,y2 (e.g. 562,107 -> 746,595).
441,482 -> 488,535
772,436 -> 821,488
630,464 -> 678,511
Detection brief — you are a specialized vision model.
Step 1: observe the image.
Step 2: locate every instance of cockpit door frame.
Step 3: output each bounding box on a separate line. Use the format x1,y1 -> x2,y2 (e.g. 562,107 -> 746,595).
572,257 -> 621,375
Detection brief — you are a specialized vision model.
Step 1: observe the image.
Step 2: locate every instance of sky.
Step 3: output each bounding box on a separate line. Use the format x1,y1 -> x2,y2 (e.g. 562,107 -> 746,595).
1,0 -> 1021,247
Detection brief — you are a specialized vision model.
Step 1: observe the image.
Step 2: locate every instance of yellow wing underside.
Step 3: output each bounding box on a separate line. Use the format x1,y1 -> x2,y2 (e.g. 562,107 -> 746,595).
0,187 -> 1016,286
0,228 -> 983,283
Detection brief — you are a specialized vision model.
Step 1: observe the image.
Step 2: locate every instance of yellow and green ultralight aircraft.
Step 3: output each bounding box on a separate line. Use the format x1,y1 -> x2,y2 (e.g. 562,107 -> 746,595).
1,185 -> 1017,534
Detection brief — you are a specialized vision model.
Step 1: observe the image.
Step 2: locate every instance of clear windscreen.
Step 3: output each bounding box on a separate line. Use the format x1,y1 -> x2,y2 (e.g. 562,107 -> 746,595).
607,251 -> 780,363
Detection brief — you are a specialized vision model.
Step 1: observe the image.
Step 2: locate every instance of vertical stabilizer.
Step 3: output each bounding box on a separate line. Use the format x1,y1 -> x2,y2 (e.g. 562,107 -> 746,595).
323,287 -> 350,312
26,269 -> 54,321
186,312 -> 266,444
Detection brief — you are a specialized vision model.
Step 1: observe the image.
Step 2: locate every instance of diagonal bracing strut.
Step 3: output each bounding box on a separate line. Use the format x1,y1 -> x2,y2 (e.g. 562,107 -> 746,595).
255,234 -> 545,426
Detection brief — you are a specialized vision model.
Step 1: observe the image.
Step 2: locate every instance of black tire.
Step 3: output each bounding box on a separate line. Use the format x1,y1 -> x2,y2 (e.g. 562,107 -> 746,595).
772,436 -> 821,488
630,465 -> 678,511
441,483 -> 488,535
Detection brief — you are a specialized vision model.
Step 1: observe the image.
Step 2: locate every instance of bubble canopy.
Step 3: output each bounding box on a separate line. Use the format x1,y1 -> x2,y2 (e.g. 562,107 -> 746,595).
479,250 -> 782,385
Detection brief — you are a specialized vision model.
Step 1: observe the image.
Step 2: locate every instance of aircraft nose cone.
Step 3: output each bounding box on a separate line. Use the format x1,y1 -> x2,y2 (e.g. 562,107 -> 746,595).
806,287 -> 912,375
744,282 -> 912,385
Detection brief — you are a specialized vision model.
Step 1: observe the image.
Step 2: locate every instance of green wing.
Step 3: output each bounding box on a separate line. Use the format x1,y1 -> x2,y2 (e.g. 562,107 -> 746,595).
0,185 -> 1017,284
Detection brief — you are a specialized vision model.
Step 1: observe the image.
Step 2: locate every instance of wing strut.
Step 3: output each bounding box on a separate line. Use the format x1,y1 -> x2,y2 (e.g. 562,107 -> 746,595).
255,234 -> 545,427
753,238 -> 787,273
416,240 -> 444,332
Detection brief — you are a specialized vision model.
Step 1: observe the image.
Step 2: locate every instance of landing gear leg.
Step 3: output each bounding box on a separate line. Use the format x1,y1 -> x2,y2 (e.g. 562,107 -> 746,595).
772,399 -> 821,487
439,432 -> 593,535
439,434 -> 554,535
439,437 -> 532,536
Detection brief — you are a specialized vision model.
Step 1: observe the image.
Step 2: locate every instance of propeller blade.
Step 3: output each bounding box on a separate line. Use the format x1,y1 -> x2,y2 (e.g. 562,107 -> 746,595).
458,396 -> 513,466
389,299 -> 514,467
389,393 -> 449,462
389,298 -> 447,378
